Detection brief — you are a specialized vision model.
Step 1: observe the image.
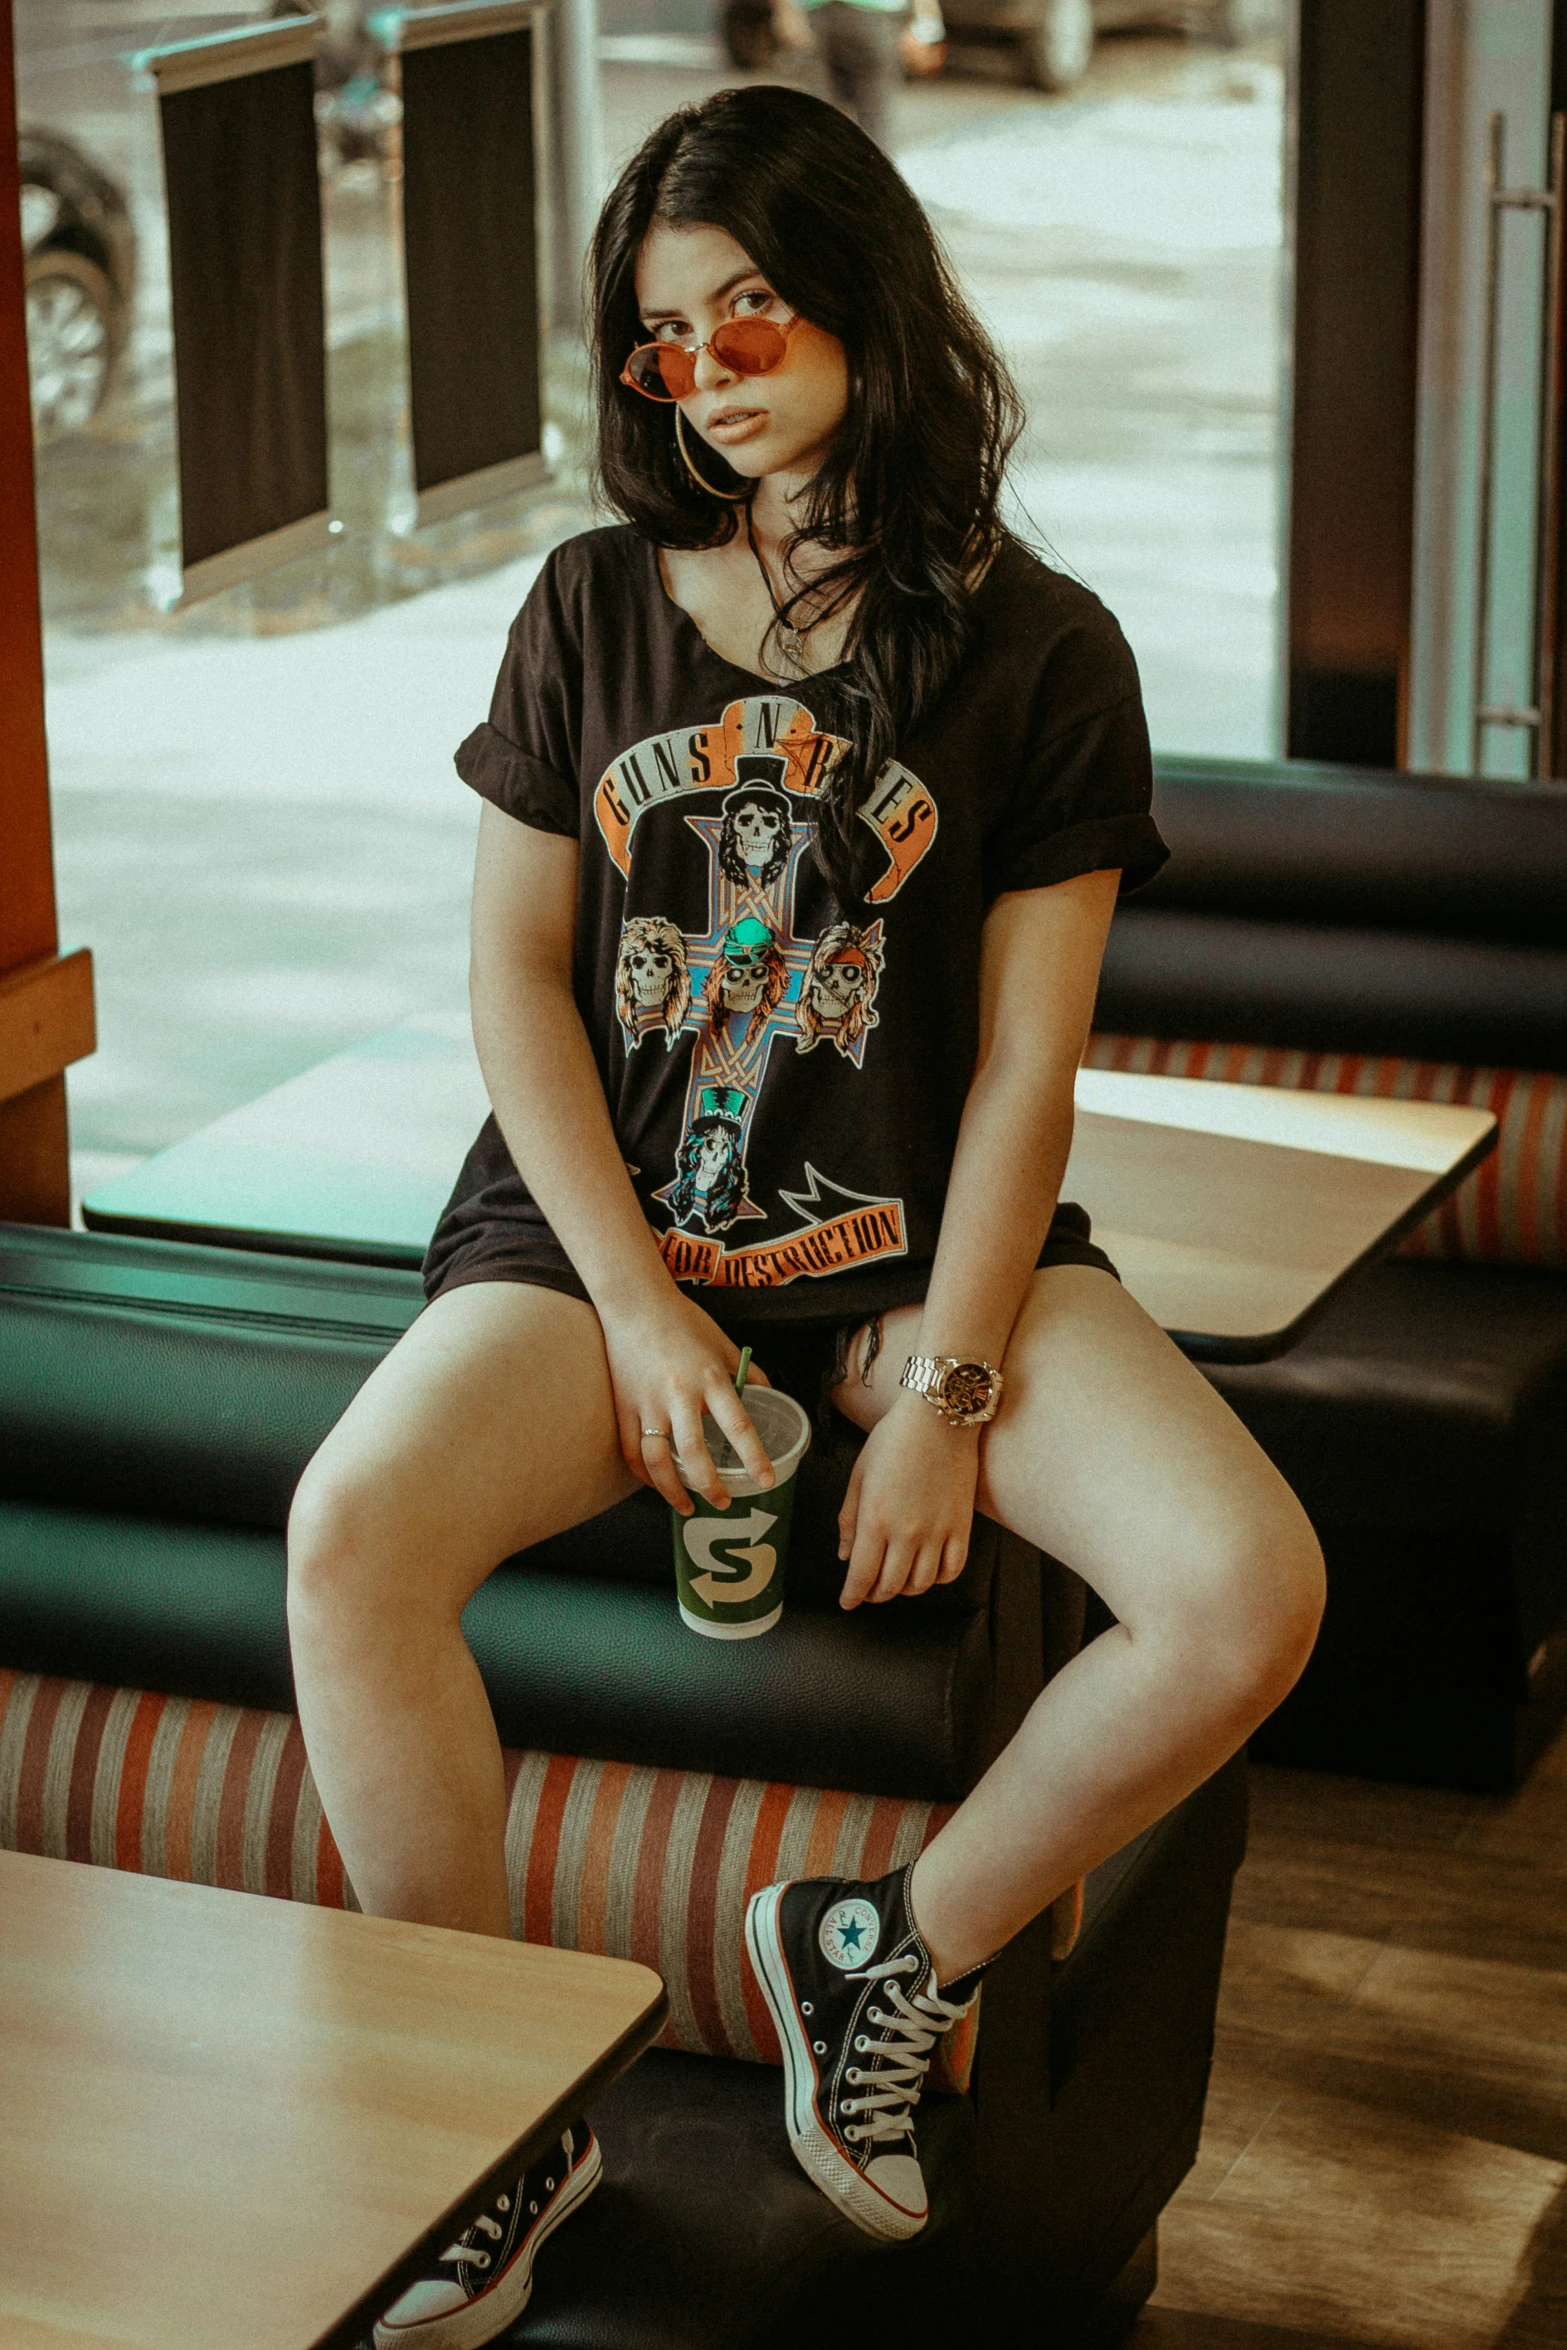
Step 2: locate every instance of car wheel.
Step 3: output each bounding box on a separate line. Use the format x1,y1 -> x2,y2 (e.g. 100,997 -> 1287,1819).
1021,0 -> 1094,90
25,249 -> 120,438
722,0 -> 778,69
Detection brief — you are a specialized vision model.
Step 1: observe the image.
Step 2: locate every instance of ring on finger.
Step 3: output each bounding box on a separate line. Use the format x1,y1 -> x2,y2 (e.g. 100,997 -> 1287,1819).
641,1427 -> 671,1443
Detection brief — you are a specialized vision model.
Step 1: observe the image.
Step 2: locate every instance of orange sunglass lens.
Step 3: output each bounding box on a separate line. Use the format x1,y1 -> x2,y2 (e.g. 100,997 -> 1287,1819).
626,344 -> 695,400
709,319 -> 789,373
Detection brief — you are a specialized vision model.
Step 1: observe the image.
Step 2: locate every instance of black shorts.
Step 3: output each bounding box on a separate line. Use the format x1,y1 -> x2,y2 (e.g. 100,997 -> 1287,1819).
720,1202 -> 1116,1418
426,1201 -> 1118,1423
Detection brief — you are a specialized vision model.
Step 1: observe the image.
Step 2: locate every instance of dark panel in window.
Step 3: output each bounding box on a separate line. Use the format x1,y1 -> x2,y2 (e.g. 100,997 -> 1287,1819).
399,26 -> 541,501
159,59 -> 328,572
1287,1 -> 1425,768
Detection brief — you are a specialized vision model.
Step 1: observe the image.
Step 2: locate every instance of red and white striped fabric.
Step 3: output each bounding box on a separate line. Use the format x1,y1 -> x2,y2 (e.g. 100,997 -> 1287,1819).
1085,1033 -> 1567,1269
0,1672 -> 1089,2087
0,1672 -> 347,1905
502,1745 -> 959,2065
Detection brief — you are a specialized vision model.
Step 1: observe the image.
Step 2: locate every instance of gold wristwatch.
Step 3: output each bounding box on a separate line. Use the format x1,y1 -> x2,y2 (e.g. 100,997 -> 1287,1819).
898,1354 -> 1004,1428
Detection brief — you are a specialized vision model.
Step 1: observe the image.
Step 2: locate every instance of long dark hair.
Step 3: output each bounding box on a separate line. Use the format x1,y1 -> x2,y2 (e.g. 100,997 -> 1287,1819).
589,85 -> 1022,907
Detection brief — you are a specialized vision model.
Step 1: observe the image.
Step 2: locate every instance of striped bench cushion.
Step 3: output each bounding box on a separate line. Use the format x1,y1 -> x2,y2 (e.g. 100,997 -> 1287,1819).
1086,1033 -> 1567,1269
0,1673 -> 1087,2086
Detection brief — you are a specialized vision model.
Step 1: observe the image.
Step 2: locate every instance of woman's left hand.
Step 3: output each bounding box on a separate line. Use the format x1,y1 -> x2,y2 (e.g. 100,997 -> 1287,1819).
837,1393 -> 979,1608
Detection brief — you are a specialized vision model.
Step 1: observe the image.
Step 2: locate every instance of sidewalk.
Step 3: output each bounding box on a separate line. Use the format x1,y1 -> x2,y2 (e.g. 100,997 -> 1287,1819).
56,550 -> 548,1182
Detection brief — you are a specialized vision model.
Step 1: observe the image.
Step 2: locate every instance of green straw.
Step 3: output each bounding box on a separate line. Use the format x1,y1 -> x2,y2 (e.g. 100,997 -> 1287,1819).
734,1344 -> 753,1397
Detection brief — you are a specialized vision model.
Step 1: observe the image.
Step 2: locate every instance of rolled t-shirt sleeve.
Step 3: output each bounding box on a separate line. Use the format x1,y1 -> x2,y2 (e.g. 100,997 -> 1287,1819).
982,610 -> 1167,902
454,549 -> 582,836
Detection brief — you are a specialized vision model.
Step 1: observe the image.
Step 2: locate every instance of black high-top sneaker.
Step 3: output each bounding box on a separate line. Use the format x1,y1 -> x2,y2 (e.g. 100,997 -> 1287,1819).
371,2118 -> 601,2350
745,1865 -> 981,2243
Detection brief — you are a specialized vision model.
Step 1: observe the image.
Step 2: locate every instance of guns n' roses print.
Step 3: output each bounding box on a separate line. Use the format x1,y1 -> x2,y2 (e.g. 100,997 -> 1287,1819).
426,525 -> 1167,1328
598,700 -> 921,1286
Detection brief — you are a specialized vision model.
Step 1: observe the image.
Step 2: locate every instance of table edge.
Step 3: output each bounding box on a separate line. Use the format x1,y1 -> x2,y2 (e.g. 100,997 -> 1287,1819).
1170,1112 -> 1499,1363
311,1977 -> 668,2350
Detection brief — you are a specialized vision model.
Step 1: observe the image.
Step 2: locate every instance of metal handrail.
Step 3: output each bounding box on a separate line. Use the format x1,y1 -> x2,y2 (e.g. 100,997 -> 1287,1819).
1472,110 -> 1567,780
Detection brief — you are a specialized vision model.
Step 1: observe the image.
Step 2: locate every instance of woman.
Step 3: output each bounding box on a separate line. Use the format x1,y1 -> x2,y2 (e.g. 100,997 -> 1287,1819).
288,83 -> 1323,2346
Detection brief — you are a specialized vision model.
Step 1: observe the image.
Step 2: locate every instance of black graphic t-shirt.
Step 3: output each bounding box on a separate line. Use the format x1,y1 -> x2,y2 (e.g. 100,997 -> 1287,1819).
423,524 -> 1167,1326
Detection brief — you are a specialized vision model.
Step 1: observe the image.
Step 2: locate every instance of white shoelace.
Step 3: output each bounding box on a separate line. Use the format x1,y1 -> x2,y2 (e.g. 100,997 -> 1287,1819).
838,1953 -> 970,2149
439,2206 -> 506,2270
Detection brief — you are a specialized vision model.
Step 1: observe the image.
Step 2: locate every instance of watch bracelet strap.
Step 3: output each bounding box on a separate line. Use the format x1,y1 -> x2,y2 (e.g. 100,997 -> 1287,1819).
900,1355 -> 951,1404
898,1353 -> 1001,1422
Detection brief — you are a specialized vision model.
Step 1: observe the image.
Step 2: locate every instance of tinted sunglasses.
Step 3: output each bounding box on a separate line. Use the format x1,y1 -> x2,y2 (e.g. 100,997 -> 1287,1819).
620,313 -> 802,403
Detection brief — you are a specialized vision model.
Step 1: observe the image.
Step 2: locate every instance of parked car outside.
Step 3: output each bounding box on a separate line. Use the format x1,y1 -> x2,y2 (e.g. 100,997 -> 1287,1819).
19,127 -> 136,440
936,0 -> 1256,92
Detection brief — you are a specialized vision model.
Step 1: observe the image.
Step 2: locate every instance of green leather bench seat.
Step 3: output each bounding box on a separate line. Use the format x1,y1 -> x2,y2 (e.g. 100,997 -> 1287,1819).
0,1228 -> 1004,1797
0,1223 -> 985,1609
0,1229 -> 423,1530
0,1503 -> 1003,1797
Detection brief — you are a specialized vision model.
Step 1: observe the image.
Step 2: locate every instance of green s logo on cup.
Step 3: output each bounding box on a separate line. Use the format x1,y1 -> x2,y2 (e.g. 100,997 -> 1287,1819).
681,1509 -> 779,1607
670,1385 -> 811,1642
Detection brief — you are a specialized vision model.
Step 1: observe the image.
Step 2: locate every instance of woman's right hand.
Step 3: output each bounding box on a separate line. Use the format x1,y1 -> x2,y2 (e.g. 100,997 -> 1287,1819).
599,1291 -> 774,1515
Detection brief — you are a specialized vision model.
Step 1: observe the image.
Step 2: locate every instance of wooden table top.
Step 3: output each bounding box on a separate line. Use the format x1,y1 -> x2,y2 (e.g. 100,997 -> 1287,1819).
1065,1066 -> 1495,1357
0,1849 -> 665,2350
82,1015 -> 1495,1360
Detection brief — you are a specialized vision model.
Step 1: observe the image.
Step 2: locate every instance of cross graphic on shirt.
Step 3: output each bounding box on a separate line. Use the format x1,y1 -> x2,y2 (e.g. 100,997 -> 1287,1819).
602,688 -> 934,1281
651,810 -> 822,1224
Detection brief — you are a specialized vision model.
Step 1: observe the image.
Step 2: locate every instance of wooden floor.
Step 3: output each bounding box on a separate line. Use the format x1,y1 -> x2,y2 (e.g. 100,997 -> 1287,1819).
1134,1728 -> 1567,2350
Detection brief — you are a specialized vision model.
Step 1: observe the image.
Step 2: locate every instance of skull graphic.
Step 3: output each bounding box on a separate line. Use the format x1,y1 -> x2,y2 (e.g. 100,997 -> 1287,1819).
705,917 -> 789,1042
614,916 -> 691,1050
717,758 -> 794,892
795,921 -> 885,1058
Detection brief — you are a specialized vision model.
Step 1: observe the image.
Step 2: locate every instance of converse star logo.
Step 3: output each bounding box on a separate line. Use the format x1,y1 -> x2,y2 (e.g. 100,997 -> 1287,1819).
819,1897 -> 880,1970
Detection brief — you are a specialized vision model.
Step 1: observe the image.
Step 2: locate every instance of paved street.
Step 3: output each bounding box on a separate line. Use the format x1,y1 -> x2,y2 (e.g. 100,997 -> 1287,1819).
16,13 -> 1285,1194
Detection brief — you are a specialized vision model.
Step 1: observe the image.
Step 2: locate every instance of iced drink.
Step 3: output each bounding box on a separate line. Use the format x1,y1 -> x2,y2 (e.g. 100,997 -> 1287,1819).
671,1385 -> 812,1639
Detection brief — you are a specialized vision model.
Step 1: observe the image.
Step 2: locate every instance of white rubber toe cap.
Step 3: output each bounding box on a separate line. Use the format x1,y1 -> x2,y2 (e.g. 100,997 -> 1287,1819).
864,2152 -> 928,2223
377,2279 -> 469,2328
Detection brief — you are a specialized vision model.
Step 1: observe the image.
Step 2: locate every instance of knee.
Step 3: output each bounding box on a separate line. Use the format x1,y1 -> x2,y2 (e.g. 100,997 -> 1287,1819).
286,1450 -> 401,1644
1171,1503 -> 1325,1730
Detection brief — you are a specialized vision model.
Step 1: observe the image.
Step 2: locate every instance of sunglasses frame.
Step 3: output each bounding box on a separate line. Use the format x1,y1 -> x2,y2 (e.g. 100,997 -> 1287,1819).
619,312 -> 803,403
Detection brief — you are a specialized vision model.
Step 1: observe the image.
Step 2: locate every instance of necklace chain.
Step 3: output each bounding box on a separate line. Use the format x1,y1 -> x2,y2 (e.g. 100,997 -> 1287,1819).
746,506 -> 808,682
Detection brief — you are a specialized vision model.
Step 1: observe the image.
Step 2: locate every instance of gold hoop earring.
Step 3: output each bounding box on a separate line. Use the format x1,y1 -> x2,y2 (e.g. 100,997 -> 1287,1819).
675,406 -> 751,503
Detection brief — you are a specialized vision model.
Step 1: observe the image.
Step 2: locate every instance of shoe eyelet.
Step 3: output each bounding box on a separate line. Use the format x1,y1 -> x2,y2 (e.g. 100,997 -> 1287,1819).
854,2035 -> 869,2051
545,2177 -> 554,2190
801,2001 -> 813,2015
471,2252 -> 490,2271
530,2201 -> 538,2215
813,2040 -> 827,2054
496,2195 -> 510,2212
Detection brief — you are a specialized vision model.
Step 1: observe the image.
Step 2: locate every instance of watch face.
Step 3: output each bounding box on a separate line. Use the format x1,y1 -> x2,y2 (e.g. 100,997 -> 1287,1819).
940,1361 -> 995,1420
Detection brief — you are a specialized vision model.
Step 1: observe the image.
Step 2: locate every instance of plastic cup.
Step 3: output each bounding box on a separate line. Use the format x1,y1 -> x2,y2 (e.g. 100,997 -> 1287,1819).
671,1386 -> 812,1640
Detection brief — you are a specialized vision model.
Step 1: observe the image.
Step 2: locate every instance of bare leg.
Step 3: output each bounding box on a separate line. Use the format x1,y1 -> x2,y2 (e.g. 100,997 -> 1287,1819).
832,1267 -> 1325,1982
286,1282 -> 635,1935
